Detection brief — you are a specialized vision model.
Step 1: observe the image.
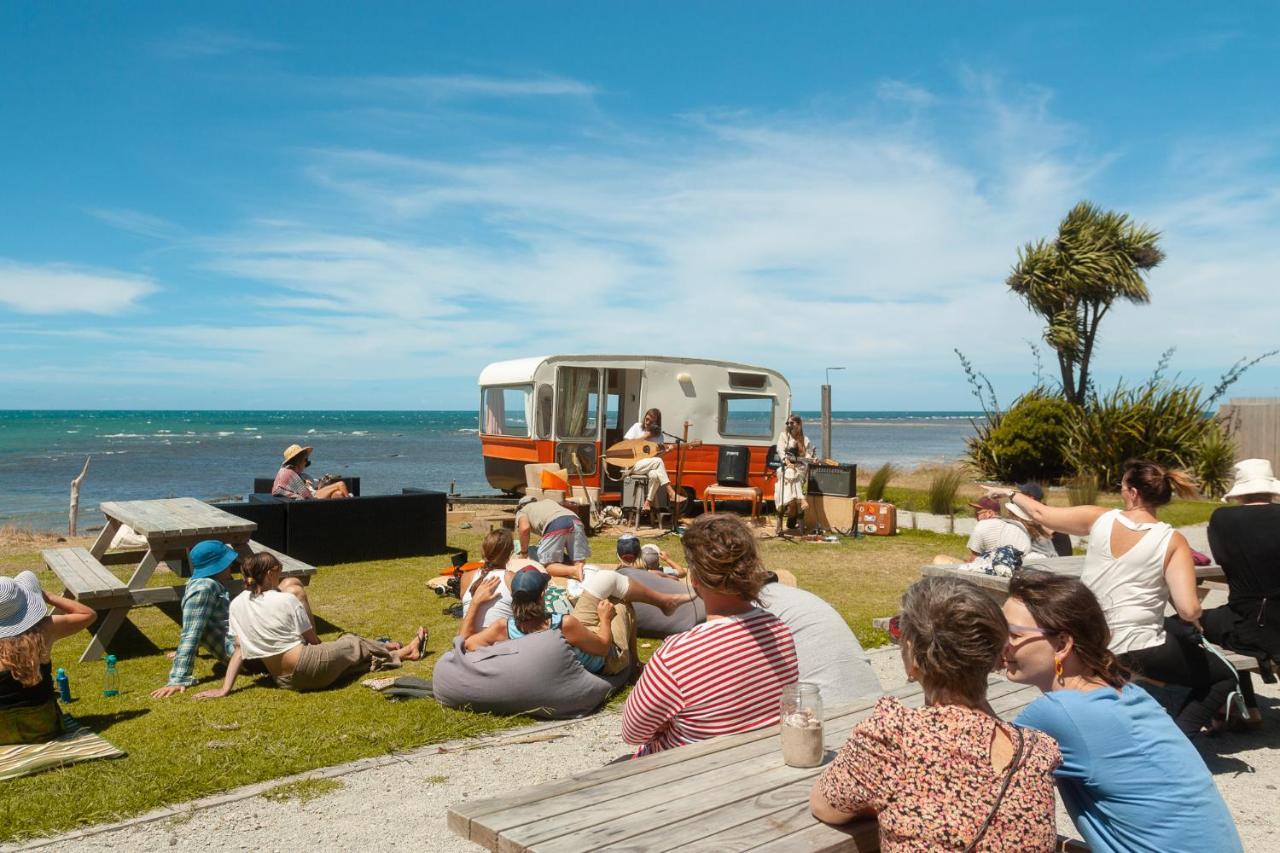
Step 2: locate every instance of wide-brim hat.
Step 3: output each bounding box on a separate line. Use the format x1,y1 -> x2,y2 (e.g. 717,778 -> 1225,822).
282,444 -> 312,464
190,540 -> 239,580
517,495 -> 537,509
1006,502 -> 1032,523
1223,459 -> 1280,501
0,571 -> 48,639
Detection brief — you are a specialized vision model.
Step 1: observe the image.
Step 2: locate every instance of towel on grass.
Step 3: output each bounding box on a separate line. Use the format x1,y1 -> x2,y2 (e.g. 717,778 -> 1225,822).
0,715 -> 126,781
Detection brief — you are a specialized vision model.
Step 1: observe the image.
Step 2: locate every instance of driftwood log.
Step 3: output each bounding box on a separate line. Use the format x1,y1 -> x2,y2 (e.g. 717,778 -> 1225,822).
69,455 -> 90,536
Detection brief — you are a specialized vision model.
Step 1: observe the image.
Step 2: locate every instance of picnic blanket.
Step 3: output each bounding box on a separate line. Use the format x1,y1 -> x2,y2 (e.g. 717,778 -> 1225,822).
0,714 -> 126,781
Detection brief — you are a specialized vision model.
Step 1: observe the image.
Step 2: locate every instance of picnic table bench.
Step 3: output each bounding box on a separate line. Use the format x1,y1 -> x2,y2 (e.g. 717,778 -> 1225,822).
448,676 -> 1073,852
42,497 -> 317,661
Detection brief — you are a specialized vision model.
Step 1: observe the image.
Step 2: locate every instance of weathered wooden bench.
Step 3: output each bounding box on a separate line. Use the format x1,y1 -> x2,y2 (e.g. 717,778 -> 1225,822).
42,547 -> 131,608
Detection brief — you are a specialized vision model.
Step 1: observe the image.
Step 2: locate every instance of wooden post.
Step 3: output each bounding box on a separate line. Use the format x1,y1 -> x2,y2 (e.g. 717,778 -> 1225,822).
820,384 -> 833,461
69,456 -> 91,536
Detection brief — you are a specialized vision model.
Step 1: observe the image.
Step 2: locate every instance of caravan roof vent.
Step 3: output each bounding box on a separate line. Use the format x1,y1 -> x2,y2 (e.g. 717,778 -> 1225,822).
728,371 -> 768,390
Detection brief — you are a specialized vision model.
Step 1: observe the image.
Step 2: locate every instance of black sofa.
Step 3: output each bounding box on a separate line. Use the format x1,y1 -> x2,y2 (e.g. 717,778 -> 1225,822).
213,488 -> 446,565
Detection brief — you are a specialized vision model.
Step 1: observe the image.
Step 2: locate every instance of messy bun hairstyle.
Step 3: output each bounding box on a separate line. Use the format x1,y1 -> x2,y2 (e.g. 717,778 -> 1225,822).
681,514 -> 768,603
241,552 -> 281,596
1122,459 -> 1198,507
899,576 -> 1007,705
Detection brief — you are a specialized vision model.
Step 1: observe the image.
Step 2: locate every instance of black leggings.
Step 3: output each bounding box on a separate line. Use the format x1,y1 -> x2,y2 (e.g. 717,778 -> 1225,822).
1119,617 -> 1251,736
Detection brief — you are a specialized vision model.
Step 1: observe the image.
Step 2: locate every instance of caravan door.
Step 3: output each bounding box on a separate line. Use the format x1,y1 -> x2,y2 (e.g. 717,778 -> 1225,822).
553,365 -> 602,482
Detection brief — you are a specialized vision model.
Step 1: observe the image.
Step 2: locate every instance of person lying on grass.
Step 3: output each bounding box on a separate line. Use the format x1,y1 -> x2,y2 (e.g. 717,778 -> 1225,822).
194,552 -> 426,697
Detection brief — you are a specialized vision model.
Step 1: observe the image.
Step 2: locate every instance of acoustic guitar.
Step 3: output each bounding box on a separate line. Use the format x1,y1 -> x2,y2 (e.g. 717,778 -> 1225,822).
603,437 -> 702,469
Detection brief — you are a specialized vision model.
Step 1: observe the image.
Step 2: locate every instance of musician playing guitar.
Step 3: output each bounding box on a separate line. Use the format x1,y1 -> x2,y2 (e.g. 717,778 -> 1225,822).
623,408 -> 687,513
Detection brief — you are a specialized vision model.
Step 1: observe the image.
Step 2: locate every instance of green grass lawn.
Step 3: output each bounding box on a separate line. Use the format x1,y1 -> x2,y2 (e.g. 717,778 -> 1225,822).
0,525 -> 962,842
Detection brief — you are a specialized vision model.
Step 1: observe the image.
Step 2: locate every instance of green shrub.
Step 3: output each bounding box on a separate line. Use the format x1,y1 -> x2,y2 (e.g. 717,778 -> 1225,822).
927,467 -> 964,515
1066,380 -> 1211,490
866,462 -> 896,501
1193,420 -> 1237,498
972,389 -> 1076,484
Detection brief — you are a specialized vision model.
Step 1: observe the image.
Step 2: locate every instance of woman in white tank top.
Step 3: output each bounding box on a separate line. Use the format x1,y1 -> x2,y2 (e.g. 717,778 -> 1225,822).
985,460 -> 1243,738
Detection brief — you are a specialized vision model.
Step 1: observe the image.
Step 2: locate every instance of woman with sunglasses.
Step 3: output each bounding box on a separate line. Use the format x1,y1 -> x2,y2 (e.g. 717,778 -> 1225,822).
775,415 -> 817,530
1003,571 -> 1241,853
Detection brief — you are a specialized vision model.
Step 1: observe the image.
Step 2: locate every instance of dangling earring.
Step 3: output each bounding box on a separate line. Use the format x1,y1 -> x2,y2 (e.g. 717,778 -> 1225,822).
1054,657 -> 1065,684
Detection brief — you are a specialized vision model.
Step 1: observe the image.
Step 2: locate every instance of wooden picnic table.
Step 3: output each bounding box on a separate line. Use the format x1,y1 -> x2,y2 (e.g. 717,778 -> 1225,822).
52,498 -> 259,662
448,676 -> 1046,852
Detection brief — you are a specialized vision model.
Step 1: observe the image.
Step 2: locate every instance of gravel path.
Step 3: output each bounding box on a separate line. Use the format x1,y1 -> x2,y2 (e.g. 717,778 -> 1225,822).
16,644 -> 1276,852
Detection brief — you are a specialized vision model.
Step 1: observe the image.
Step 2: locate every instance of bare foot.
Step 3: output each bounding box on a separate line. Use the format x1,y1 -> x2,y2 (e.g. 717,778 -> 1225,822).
642,501 -> 652,513
400,626 -> 428,661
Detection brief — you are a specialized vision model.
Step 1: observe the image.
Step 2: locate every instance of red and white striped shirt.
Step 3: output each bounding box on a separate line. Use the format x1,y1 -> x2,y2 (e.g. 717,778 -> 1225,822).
622,608 -> 798,756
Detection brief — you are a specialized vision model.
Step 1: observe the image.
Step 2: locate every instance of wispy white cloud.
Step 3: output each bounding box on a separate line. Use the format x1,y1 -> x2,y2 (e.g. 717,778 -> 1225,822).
332,73 -> 597,101
0,261 -> 157,315
86,207 -> 183,240
155,26 -> 289,59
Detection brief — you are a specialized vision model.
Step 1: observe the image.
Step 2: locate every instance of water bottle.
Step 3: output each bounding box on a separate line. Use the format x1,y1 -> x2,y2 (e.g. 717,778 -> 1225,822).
56,667 -> 72,703
102,654 -> 119,697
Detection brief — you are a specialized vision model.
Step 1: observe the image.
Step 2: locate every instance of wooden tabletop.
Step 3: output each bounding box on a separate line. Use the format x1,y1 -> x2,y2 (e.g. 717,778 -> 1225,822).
448,676 -> 1043,852
98,497 -> 257,538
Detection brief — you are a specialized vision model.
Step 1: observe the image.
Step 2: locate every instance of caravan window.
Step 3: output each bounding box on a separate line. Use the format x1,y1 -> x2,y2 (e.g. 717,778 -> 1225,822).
719,393 -> 775,438
535,384 -> 554,439
481,385 -> 532,437
556,367 -> 600,439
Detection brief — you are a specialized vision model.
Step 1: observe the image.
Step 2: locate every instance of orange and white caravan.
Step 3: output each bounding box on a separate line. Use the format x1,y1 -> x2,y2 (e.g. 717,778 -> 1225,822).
478,355 -> 791,503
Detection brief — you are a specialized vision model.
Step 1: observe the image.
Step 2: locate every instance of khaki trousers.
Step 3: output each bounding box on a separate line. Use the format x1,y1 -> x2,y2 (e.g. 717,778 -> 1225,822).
275,634 -> 398,691
572,591 -> 636,676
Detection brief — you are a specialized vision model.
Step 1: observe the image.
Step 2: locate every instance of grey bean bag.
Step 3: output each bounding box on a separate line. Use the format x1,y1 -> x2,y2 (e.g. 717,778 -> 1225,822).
432,630 -> 629,719
618,567 -> 706,638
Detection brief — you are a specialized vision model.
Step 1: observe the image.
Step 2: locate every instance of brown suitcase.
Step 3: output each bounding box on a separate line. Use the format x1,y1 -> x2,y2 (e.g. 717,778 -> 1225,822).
855,500 -> 897,536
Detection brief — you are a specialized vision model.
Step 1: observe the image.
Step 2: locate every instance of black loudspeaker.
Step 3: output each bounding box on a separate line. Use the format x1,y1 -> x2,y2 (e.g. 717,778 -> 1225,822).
808,464 -> 857,497
716,445 -> 751,487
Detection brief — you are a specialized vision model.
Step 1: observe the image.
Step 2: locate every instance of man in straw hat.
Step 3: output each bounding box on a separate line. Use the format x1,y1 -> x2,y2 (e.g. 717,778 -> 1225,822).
1200,459 -> 1280,721
272,444 -> 350,500
0,571 -> 95,742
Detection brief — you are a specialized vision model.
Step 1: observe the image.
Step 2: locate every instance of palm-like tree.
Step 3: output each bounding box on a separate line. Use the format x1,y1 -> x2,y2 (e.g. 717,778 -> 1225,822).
1007,201 -> 1165,405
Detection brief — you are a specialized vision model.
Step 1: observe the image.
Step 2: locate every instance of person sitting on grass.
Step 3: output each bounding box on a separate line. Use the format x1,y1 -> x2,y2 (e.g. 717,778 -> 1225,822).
810,576 -> 1060,850
195,553 -> 425,697
622,514 -> 798,756
0,572 -> 95,744
272,444 -> 350,500
151,541 -> 242,698
462,567 -> 615,675
459,528 -> 529,631
1003,570 -> 1242,853
516,496 -> 588,580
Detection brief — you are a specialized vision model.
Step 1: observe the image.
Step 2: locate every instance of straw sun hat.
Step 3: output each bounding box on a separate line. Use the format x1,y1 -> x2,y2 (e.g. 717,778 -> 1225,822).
282,444 -> 313,464
1223,459 -> 1280,501
0,571 -> 48,640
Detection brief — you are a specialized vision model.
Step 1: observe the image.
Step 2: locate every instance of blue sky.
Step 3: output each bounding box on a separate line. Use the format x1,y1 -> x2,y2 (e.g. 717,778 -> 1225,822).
1,3 -> 1278,410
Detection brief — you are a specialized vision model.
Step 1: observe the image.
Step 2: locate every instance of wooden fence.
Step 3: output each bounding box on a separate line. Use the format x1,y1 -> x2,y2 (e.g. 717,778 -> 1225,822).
1219,397 -> 1280,468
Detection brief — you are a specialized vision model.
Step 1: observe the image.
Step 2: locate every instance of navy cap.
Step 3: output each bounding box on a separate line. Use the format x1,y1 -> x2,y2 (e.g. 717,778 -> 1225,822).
510,566 -> 551,602
616,534 -> 641,558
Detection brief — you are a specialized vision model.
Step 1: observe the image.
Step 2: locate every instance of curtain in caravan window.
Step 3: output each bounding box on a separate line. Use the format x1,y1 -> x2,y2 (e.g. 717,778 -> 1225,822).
556,367 -> 599,439
483,387 -> 503,435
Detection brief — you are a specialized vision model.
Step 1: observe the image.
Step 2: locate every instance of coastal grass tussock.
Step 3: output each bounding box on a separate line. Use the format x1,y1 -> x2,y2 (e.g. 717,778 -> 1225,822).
926,467 -> 965,517
866,462 -> 897,502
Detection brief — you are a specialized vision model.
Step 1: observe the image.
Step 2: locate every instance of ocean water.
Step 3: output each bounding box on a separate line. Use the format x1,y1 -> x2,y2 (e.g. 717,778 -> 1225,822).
0,410 -> 979,530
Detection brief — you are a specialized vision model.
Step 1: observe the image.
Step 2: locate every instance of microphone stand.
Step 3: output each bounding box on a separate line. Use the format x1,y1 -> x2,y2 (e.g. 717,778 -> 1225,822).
664,424 -> 690,532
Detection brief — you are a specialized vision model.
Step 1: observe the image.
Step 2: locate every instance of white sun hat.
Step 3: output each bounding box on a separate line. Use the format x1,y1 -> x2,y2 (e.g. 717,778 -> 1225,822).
0,571 -> 49,639
1223,459 -> 1280,501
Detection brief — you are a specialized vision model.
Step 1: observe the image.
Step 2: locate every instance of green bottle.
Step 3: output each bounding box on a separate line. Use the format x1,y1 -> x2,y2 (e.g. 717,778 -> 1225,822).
103,654 -> 119,697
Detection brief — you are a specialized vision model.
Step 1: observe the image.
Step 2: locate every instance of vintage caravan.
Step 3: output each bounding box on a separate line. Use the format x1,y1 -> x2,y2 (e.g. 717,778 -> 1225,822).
478,355 -> 792,502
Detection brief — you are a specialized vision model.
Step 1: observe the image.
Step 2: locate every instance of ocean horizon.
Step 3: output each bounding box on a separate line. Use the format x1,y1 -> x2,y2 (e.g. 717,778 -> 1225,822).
0,409 -> 981,530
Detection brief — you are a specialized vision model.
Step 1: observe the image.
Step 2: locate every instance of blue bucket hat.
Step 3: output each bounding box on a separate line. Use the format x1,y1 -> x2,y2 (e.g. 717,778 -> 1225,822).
190,540 -> 239,580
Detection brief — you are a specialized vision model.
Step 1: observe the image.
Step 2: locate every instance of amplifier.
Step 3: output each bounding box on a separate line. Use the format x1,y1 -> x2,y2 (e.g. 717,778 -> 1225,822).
808,464 -> 857,497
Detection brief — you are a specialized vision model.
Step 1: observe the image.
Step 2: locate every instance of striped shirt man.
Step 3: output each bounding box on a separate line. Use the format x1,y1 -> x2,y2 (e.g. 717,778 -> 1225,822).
622,608 -> 798,756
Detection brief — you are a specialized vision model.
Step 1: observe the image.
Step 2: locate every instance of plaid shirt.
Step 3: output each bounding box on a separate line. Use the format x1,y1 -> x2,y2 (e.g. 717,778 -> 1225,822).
166,577 -> 234,687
